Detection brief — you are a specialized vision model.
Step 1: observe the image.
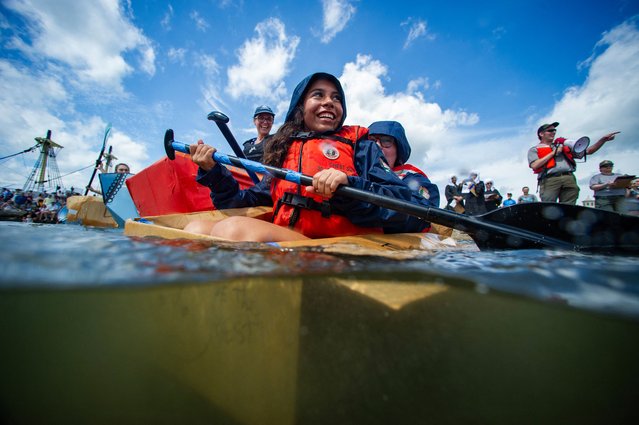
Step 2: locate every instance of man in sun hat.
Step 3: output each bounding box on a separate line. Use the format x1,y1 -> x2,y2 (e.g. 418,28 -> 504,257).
242,105 -> 275,162
589,159 -> 628,212
527,121 -> 620,204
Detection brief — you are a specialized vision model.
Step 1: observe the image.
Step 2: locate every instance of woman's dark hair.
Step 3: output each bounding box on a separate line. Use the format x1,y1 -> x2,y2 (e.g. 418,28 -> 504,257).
263,105 -> 305,167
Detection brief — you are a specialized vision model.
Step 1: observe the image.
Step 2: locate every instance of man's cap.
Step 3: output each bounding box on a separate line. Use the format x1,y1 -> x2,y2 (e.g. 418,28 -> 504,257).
537,122 -> 559,135
253,105 -> 275,117
599,160 -> 614,167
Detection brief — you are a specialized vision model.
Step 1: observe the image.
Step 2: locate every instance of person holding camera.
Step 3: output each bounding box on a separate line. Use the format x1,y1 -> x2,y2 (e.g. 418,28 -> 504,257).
527,122 -> 619,204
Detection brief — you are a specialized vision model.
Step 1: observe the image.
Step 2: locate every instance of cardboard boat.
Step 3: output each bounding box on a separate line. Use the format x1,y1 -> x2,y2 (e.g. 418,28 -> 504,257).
124,206 -> 464,259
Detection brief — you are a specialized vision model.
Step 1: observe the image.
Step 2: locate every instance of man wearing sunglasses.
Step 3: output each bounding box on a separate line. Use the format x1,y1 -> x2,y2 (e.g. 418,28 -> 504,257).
528,121 -> 619,204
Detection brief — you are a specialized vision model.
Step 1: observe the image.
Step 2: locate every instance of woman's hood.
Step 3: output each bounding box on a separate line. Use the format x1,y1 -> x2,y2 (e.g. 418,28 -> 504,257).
285,72 -> 347,128
367,120 -> 411,165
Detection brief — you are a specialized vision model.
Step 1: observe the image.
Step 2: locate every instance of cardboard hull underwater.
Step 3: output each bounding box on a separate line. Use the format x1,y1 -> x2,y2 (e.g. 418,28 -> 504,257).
2,274 -> 637,424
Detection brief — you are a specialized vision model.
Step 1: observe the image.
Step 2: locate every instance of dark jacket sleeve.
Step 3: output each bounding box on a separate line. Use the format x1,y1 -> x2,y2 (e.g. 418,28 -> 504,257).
404,173 -> 440,208
196,164 -> 273,209
327,139 -> 432,233
383,172 -> 439,234
445,184 -> 454,205
493,189 -> 503,205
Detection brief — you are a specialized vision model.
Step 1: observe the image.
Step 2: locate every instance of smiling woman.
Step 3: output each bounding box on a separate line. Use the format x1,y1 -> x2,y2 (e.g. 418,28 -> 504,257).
183,72 -> 434,242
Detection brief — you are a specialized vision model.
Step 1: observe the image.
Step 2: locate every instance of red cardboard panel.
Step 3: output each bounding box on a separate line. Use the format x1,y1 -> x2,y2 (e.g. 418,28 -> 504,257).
127,152 -> 256,217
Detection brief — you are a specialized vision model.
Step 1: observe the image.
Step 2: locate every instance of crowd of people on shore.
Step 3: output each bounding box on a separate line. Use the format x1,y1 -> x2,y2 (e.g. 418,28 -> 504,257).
444,171 -> 639,216
0,186 -> 80,223
441,121 -> 637,216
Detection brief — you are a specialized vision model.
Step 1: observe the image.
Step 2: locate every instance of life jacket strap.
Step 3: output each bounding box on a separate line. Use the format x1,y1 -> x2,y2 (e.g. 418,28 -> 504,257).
280,192 -> 332,218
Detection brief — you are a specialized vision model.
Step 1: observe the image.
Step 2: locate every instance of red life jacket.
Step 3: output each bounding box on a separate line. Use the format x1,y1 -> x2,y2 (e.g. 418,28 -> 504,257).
533,141 -> 575,174
271,126 -> 383,238
393,163 -> 427,178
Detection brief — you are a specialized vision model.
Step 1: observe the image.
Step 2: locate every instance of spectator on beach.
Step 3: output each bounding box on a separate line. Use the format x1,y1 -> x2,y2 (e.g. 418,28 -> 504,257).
461,171 -> 486,216
23,194 -> 34,212
367,120 -> 440,232
589,160 -> 628,212
483,179 -> 502,211
445,175 -> 464,213
528,121 -> 619,204
502,193 -> 516,207
185,72 -> 433,241
242,105 -> 275,162
518,186 -> 538,203
0,199 -> 20,212
2,187 -> 13,202
13,189 -> 26,207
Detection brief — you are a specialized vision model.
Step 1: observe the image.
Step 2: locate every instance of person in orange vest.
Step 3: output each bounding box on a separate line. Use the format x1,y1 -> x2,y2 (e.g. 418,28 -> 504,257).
184,72 -> 432,242
527,122 -> 618,204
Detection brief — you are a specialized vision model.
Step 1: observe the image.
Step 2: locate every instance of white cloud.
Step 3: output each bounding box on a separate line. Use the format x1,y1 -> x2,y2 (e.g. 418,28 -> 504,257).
401,19 -> 433,49
226,18 -> 299,104
320,0 -> 356,43
197,53 -> 220,74
168,47 -> 188,65
161,4 -> 173,31
4,0 -> 156,90
196,50 -> 226,115
341,53 -> 479,184
0,61 -> 68,152
190,10 -> 209,32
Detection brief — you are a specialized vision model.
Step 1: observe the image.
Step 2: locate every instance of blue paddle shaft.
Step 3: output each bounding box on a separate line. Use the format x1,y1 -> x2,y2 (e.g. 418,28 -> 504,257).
170,140 -> 304,185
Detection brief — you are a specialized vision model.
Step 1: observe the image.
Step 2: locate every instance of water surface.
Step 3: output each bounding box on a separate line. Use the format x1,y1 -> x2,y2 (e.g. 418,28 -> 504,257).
1,221 -> 638,320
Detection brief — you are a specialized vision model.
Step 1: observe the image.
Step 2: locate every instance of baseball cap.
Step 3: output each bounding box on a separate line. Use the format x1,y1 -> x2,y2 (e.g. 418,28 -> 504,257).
537,122 -> 559,135
253,105 -> 275,117
599,160 -> 614,167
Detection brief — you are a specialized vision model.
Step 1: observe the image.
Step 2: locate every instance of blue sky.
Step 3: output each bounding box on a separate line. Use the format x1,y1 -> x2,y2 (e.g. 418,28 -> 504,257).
1,0 -> 638,204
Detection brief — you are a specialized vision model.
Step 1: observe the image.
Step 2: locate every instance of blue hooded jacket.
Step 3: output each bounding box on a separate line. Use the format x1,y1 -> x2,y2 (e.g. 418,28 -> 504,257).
368,121 -> 440,233
196,72 -> 433,234
368,121 -> 411,165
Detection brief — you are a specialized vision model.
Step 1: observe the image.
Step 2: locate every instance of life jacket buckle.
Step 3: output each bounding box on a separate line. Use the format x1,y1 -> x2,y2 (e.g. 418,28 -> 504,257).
281,192 -> 332,218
